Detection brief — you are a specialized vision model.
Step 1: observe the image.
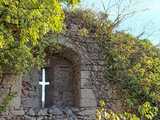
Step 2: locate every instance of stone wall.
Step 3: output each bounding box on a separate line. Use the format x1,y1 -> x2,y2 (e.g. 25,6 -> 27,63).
0,74 -> 22,109
0,33 -> 124,120
21,69 -> 41,110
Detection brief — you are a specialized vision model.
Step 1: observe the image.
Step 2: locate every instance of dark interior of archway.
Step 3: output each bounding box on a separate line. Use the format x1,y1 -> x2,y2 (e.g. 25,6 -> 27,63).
45,56 -> 79,108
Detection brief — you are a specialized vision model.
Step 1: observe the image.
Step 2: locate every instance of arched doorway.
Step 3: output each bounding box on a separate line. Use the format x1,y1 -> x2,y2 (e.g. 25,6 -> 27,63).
21,46 -> 80,109
45,55 -> 79,107
21,41 -> 97,120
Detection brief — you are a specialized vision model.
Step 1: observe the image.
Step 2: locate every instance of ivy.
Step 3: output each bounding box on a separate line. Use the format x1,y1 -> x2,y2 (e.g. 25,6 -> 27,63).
0,0 -> 80,74
0,93 -> 16,113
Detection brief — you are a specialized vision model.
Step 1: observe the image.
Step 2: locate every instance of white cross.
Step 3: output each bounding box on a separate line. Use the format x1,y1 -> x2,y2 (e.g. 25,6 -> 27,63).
39,68 -> 50,108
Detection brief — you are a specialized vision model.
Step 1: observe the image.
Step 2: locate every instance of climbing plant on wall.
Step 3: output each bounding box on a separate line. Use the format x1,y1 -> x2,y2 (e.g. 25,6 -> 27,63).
0,0 -> 159,118
0,0 -> 80,113
0,0 -> 79,74
65,9 -> 160,119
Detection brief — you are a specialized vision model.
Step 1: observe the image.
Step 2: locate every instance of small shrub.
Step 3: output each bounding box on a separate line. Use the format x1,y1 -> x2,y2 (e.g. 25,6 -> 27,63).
96,100 -> 158,120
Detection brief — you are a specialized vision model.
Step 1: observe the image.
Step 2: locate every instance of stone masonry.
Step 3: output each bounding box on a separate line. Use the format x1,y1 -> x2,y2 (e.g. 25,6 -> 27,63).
0,32 -> 124,120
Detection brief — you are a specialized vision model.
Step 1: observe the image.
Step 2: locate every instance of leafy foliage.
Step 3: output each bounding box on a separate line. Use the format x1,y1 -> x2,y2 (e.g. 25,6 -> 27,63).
101,32 -> 160,119
0,0 -> 79,74
0,92 -> 16,112
96,100 -> 158,120
60,0 -> 80,5
138,102 -> 158,120
96,100 -> 140,120
103,33 -> 160,111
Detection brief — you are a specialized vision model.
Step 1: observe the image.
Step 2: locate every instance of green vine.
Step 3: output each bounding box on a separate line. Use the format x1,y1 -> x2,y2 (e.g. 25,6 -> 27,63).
0,92 -> 16,113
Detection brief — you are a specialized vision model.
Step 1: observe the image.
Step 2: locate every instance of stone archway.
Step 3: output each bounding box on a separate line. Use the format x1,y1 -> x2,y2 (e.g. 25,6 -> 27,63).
21,46 -> 81,109
21,41 -> 97,119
